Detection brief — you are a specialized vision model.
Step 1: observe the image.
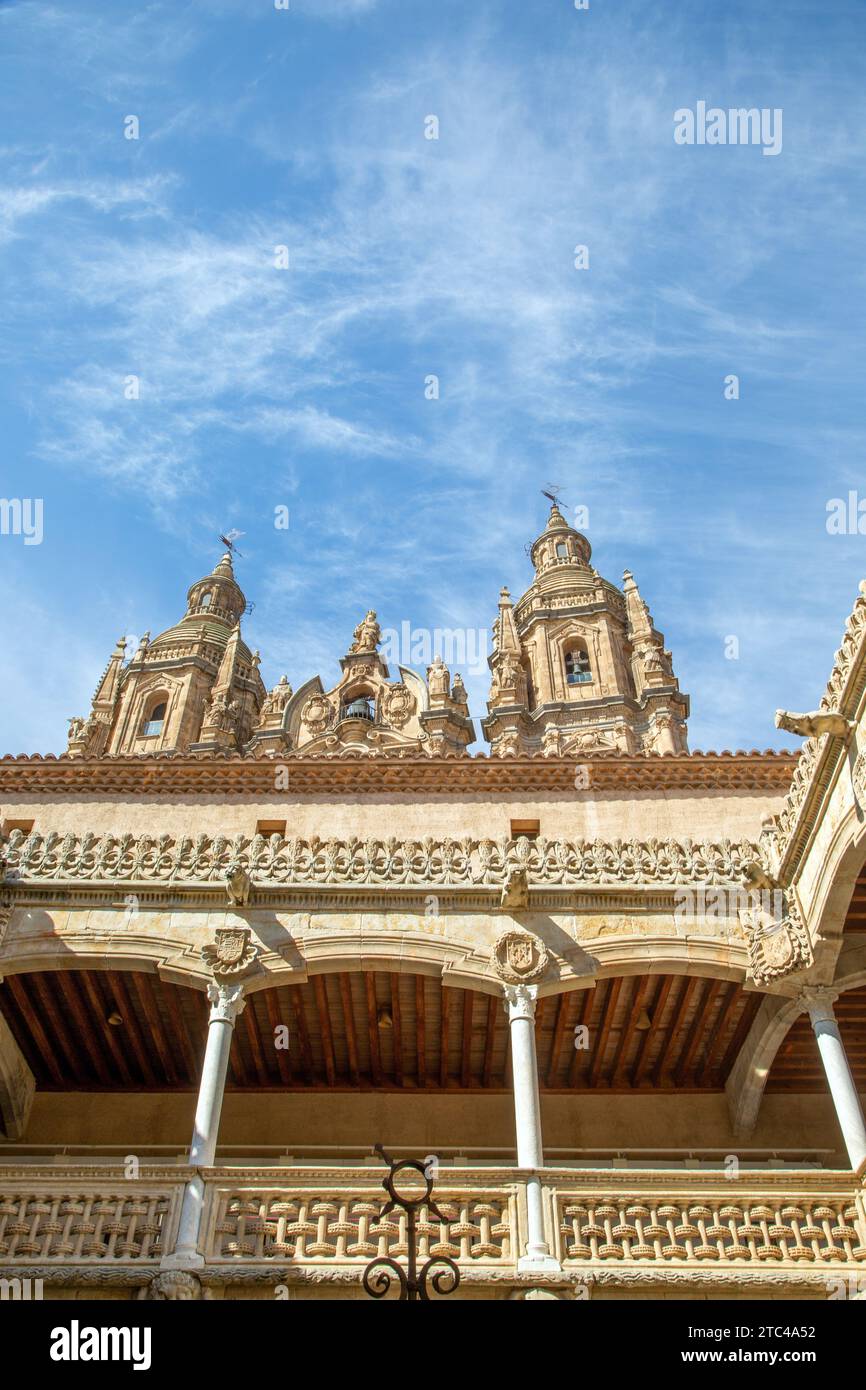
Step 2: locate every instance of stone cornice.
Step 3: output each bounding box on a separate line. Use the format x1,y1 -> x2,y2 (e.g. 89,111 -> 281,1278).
774,581 -> 866,882
0,749 -> 796,796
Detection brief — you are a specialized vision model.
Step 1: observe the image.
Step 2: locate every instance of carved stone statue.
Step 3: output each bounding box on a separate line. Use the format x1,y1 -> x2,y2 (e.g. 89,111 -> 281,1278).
775,709 -> 853,739
451,673 -> 468,706
350,610 -> 381,654
500,866 -> 530,910
224,866 -> 252,907
261,674 -> 292,719
427,655 -> 450,698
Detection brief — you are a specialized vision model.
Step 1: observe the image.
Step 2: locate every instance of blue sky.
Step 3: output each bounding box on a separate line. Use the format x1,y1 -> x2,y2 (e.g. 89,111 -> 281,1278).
1,0 -> 864,755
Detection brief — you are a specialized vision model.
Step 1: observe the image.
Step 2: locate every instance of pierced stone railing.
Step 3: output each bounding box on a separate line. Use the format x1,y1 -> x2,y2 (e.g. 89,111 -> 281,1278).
203,1174 -> 515,1265
553,1177 -> 866,1271
0,1174 -> 182,1262
1,1167 -> 863,1290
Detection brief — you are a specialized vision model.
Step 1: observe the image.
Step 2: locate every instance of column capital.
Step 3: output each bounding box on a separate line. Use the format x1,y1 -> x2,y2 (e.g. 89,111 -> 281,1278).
206,978 -> 248,1024
798,986 -> 839,1025
503,983 -> 539,1022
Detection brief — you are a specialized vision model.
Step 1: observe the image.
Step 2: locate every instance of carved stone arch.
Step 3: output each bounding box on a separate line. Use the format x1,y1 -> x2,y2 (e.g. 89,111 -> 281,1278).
726,969 -> 866,1137
796,794 -> 866,977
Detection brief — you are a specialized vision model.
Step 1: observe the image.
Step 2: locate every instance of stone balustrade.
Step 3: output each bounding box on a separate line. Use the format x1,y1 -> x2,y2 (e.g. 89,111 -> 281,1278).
0,1166 -> 863,1293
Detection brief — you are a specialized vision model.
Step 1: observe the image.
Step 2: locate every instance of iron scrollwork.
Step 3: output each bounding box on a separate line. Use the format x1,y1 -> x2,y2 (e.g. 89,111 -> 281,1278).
363,1145 -> 461,1302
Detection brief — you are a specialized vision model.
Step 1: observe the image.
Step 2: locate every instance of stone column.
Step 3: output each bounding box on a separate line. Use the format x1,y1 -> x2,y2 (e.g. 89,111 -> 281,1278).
166,924 -> 259,1269
167,978 -> 248,1268
504,983 -> 561,1273
803,988 -> 866,1172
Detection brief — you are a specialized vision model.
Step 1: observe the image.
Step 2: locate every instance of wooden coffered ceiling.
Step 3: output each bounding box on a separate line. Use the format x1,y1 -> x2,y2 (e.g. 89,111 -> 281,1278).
0,965 -> 819,1095
3,967 -> 863,1096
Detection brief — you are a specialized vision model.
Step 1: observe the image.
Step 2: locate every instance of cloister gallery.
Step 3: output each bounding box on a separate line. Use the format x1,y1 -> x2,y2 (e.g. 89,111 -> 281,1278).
1,503 -> 864,1300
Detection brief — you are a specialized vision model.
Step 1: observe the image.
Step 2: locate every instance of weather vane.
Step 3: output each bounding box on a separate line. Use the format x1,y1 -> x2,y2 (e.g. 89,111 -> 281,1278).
541,484 -> 565,508
218,528 -> 245,558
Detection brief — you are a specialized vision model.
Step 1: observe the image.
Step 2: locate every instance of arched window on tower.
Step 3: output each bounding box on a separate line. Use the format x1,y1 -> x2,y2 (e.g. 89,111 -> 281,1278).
564,648 -> 592,686
142,698 -> 168,737
556,541 -> 568,559
200,591 -> 212,609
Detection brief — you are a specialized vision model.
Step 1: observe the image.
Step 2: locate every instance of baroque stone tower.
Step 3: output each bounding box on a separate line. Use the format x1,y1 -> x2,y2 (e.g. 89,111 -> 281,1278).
481,503 -> 689,756
66,552 -> 266,757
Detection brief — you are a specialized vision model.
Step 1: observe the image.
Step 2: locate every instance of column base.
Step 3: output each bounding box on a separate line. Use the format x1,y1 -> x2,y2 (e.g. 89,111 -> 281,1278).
518,1251 -> 562,1275
161,1249 -> 205,1270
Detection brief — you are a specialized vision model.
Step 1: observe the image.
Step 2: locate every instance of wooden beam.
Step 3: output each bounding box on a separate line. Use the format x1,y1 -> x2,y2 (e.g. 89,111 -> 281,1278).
674,979 -> 720,1086
0,980 -> 45,1083
107,972 -> 159,1087
264,986 -> 293,1087
610,976 -> 648,1086
313,975 -> 337,1087
365,973 -> 383,1087
4,975 -> 65,1086
589,977 -> 622,1087
390,975 -> 404,1088
631,975 -> 673,1087
415,975 -> 427,1089
288,986 -> 315,1085
129,972 -> 180,1086
460,990 -> 474,1088
718,992 -> 762,1081
482,994 -> 499,1089
56,972 -> 113,1085
653,976 -> 698,1086
160,980 -> 199,1085
439,987 -> 452,1089
568,988 -> 596,1086
79,971 -> 134,1086
338,974 -> 360,1087
545,991 -> 572,1088
243,998 -> 271,1087
697,983 -> 740,1086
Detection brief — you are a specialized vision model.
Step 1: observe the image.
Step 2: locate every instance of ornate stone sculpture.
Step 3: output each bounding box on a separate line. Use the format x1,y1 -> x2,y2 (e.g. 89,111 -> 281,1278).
224,866 -> 252,906
202,925 -> 259,979
261,675 -> 292,720
499,866 -> 530,910
494,927 -> 549,983
775,709 -> 853,739
301,694 -> 332,735
140,1270 -> 206,1301
350,611 -> 381,654
739,893 -> 813,986
427,656 -> 450,699
382,683 -> 415,728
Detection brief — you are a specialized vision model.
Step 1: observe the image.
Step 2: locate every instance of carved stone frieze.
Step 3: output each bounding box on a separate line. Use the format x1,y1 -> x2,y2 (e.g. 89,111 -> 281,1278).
0,828 -> 765,892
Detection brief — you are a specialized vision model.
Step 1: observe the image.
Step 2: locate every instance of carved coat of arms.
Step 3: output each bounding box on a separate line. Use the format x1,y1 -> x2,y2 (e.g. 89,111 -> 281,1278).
494,927 -> 549,983
202,926 -> 259,980
740,897 -> 813,987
